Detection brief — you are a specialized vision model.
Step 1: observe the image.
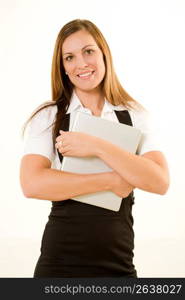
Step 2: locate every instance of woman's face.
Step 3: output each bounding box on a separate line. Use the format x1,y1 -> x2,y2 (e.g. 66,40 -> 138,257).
62,30 -> 106,93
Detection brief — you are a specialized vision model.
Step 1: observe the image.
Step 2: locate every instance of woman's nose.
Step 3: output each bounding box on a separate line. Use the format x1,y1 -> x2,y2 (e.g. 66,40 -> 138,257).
76,55 -> 89,69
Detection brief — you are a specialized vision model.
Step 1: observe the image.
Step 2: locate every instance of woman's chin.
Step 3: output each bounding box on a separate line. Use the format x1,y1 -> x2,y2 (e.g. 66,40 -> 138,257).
74,84 -> 101,93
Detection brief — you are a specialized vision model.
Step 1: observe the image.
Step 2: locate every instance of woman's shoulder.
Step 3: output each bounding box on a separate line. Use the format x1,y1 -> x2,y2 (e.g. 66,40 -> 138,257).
29,103 -> 57,128
115,102 -> 150,127
32,103 -> 57,121
128,106 -> 156,135
25,103 -> 57,137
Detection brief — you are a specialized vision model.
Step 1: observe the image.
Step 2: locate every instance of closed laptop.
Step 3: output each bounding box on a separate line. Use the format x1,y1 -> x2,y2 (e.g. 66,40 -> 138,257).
60,111 -> 142,211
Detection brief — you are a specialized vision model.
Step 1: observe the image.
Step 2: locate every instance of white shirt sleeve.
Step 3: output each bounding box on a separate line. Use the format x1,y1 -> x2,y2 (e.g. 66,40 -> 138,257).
23,105 -> 57,163
129,109 -> 162,155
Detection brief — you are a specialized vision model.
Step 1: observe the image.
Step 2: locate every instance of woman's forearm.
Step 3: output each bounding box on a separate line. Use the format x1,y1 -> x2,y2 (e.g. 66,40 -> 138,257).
27,168 -> 113,201
95,139 -> 169,194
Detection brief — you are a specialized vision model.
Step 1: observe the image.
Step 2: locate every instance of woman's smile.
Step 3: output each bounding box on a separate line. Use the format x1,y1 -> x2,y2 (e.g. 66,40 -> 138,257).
77,70 -> 95,80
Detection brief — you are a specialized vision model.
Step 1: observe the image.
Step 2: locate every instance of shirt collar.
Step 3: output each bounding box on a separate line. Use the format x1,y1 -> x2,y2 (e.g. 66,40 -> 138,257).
66,91 -> 126,114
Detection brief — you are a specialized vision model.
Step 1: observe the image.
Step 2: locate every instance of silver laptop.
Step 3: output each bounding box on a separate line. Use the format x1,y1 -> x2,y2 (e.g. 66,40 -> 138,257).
61,111 -> 142,211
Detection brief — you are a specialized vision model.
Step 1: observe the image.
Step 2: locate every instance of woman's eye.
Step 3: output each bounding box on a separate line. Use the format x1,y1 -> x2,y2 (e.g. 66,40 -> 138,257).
85,49 -> 94,54
65,55 -> 73,61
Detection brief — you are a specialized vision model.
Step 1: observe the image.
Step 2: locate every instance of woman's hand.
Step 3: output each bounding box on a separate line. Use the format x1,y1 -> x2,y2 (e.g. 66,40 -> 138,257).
55,130 -> 101,157
110,171 -> 135,198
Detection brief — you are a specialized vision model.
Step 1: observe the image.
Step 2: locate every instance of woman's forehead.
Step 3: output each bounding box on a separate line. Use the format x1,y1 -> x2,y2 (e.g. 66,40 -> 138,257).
62,30 -> 98,55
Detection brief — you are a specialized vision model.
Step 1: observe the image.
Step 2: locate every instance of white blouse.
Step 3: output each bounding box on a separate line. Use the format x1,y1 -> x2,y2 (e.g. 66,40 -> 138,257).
23,92 -> 161,170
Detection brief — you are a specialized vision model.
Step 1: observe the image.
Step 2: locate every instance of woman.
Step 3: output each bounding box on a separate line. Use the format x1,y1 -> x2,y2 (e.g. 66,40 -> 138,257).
20,19 -> 169,278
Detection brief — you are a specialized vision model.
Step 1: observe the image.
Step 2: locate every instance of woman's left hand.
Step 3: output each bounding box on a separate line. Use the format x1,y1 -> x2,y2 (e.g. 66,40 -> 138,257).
55,130 -> 101,157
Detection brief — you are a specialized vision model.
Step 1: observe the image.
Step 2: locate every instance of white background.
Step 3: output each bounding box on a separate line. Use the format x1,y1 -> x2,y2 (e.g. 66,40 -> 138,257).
0,0 -> 185,277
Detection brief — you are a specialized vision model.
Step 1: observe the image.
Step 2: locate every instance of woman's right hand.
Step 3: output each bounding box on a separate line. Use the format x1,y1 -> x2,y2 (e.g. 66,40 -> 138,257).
109,171 -> 135,198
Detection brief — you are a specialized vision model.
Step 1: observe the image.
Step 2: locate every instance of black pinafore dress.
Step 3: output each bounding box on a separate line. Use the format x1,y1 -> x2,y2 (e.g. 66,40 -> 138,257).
33,110 -> 137,278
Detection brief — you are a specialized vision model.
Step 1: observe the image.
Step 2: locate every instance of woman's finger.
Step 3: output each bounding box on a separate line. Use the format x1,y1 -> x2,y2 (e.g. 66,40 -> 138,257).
57,145 -> 70,154
55,139 -> 66,148
56,136 -> 63,143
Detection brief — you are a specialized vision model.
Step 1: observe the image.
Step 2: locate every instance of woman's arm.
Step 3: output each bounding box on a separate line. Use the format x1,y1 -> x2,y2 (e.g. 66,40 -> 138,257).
55,130 -> 169,195
95,140 -> 170,195
20,154 -> 133,201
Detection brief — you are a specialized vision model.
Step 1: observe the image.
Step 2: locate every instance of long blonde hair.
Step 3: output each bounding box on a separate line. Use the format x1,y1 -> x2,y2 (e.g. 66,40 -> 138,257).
22,19 -> 142,148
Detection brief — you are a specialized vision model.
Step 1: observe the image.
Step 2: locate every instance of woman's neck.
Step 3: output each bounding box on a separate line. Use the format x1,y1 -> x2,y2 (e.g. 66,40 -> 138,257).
74,88 -> 105,113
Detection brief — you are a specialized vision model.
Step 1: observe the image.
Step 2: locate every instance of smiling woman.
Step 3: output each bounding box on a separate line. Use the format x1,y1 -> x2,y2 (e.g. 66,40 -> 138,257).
62,30 -> 106,93
20,19 -> 169,278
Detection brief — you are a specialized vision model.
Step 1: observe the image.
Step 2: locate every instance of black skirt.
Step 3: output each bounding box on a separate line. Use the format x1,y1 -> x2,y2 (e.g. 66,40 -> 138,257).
33,194 -> 137,278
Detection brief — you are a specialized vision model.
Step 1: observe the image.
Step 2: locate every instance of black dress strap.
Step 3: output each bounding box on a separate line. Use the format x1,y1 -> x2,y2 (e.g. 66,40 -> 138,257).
114,110 -> 134,202
57,114 -> 70,164
114,110 -> 133,126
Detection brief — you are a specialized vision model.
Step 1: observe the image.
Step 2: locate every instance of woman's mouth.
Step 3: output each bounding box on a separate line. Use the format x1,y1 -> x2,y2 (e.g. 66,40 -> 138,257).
77,71 -> 95,79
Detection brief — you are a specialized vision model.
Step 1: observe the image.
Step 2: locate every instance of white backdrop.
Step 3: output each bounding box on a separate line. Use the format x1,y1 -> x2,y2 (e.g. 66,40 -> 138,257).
0,0 -> 185,277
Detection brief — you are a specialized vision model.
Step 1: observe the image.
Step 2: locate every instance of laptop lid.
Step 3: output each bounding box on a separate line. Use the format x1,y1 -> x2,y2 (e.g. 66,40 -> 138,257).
60,111 -> 142,211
